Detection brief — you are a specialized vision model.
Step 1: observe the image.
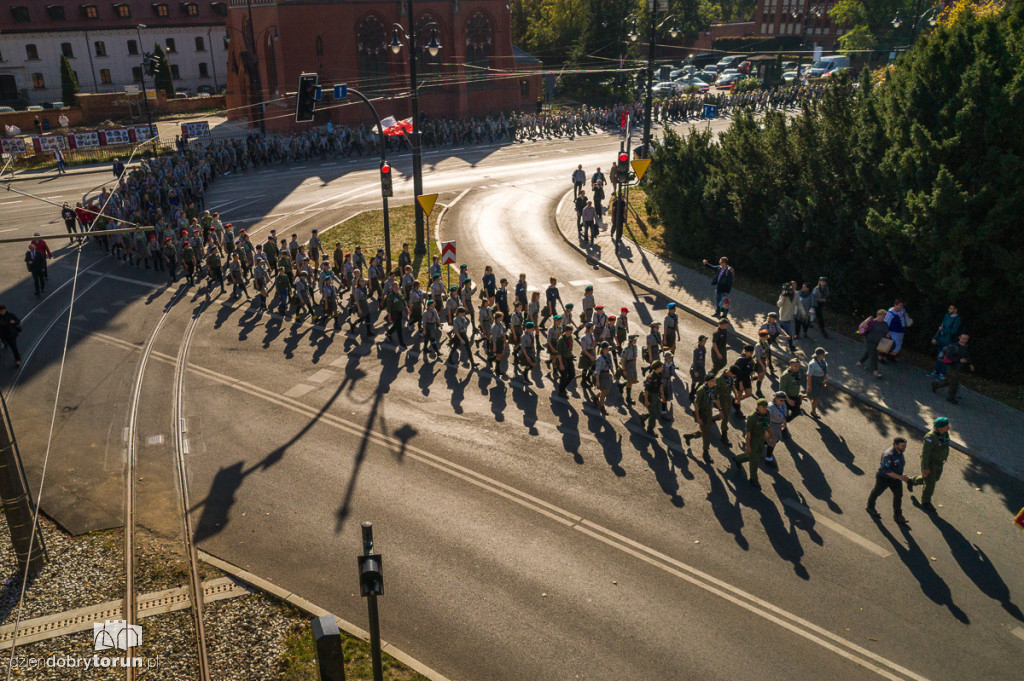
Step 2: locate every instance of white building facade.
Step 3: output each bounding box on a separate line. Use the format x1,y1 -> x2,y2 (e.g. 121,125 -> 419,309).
0,2 -> 228,106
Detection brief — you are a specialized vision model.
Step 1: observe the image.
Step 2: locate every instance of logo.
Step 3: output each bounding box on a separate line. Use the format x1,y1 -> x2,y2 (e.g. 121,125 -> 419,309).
93,620 -> 142,651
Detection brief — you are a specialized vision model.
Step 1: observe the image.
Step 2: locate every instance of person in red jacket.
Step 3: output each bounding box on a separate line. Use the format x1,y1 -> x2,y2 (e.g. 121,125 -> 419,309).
30,233 -> 51,281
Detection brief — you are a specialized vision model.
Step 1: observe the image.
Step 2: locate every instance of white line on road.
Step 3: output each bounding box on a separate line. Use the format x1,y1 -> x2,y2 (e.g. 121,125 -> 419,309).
88,330 -> 931,681
568,280 -> 593,287
782,499 -> 891,558
84,269 -> 162,289
1013,627 -> 1024,642
0,228 -> 20,233
282,384 -> 316,398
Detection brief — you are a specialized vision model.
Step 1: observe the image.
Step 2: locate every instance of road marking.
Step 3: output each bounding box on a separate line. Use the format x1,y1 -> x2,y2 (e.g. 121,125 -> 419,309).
146,435 -> 164,446
595,276 -> 620,283
568,280 -> 593,287
83,269 -> 162,289
87,331 -> 930,681
282,384 -> 316,398
91,307 -> 108,315
307,369 -> 338,384
1013,627 -> 1024,642
782,499 -> 891,558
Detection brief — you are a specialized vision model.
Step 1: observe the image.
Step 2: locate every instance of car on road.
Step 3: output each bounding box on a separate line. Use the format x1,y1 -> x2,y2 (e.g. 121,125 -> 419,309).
26,105 -> 43,111
719,68 -> 741,80
716,54 -> 747,71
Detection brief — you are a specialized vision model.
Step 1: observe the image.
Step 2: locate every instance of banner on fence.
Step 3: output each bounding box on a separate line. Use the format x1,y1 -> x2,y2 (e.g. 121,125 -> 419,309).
70,131 -> 100,149
100,129 -> 130,145
33,136 -> 68,152
131,125 -> 159,143
181,121 -> 211,139
1,138 -> 27,155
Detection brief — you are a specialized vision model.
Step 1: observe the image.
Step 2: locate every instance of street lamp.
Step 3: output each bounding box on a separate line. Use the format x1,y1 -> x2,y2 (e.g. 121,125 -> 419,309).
891,4 -> 940,44
388,0 -> 441,256
135,24 -> 153,138
627,12 -> 680,159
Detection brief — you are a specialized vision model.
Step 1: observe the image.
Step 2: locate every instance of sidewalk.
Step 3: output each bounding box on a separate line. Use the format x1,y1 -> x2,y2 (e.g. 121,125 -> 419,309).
2,161 -> 116,182
554,190 -> 1024,481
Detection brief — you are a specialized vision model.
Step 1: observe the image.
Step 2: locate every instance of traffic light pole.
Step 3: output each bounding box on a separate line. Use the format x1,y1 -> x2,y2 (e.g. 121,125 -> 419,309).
358,522 -> 384,681
135,26 -> 153,139
405,0 -> 427,255
641,10 -> 657,159
347,88 -> 392,272
0,392 -> 46,575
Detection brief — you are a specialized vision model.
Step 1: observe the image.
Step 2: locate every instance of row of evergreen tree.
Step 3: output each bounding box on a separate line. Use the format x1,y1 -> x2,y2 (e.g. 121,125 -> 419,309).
644,5 -> 1023,379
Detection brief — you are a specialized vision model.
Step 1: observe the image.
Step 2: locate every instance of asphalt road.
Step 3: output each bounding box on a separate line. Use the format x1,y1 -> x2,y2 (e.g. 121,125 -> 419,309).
3,123 -> 1023,681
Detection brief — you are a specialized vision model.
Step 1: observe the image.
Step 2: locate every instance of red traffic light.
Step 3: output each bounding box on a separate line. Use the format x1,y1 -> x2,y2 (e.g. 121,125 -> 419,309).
381,163 -> 391,174
618,152 -> 628,163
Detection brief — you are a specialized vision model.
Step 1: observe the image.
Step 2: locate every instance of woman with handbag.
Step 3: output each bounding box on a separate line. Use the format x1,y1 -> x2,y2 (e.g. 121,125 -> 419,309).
883,300 -> 912,360
856,309 -> 891,379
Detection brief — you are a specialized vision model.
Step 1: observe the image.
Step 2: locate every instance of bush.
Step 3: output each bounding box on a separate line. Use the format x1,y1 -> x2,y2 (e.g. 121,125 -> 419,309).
733,77 -> 762,93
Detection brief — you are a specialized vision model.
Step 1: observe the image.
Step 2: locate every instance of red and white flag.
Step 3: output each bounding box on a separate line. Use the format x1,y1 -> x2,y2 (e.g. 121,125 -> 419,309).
379,116 -> 413,136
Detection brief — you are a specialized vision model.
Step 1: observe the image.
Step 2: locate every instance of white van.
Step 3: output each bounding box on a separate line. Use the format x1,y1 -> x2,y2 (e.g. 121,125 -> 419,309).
808,55 -> 850,79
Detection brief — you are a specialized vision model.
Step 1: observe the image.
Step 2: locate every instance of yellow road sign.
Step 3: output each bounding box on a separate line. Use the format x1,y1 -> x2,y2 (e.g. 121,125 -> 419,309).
417,193 -> 439,216
630,159 -> 652,181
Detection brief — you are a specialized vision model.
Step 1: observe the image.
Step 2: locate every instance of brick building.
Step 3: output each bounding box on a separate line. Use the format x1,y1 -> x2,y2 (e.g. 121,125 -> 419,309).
691,0 -> 844,51
224,0 -> 542,131
0,1 -> 229,106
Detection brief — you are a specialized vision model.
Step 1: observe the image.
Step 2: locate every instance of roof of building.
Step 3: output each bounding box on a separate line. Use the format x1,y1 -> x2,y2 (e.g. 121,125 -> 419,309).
1,1 -> 227,34
513,45 -> 542,66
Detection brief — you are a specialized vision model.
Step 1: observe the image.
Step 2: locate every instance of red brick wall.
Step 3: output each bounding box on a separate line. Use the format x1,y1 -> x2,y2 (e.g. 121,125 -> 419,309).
0,93 -> 225,133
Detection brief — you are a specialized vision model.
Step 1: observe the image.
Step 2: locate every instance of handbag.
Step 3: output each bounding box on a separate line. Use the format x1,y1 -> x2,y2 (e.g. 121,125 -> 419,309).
877,337 -> 895,354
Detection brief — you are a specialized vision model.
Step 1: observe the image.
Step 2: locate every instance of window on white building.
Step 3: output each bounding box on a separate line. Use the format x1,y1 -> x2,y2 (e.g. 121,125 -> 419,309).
61,42 -> 74,58
100,68 -> 112,84
166,38 -> 176,53
26,44 -> 39,60
170,64 -> 180,79
199,62 -> 209,77
32,73 -> 45,88
95,41 -> 107,57
195,36 -> 206,52
128,40 -> 138,55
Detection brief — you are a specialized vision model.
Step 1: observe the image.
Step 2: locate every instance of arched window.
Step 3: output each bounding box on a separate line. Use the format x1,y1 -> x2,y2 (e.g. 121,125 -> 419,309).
465,11 -> 492,90
356,15 -> 388,92
416,14 -> 442,80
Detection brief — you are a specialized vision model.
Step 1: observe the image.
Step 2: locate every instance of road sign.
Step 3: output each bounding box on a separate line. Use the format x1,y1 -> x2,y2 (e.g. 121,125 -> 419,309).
334,84 -> 348,99
1016,507 -> 1024,533
440,240 -> 456,266
416,193 -> 439,216
630,159 -> 651,182
702,104 -> 718,119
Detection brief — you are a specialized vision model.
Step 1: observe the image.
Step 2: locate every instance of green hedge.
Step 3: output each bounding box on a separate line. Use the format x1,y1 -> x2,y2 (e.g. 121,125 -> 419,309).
648,6 -> 1024,380
711,35 -> 803,52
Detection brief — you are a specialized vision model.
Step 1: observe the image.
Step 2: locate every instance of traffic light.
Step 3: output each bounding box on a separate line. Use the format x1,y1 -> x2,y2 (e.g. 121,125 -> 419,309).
143,53 -> 160,77
295,73 -> 318,123
612,151 -> 629,185
380,160 -> 393,197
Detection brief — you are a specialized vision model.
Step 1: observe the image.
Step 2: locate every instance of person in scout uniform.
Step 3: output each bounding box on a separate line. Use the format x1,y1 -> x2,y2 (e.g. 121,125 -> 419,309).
518,321 -> 538,385
445,286 -> 460,326
765,391 -> 789,468
278,246 -> 294,285
645,322 -> 663,366
660,352 -> 676,419
664,303 -> 679,354
715,368 -> 736,443
618,334 -> 640,405
397,242 -> 412,273
274,269 -> 291,315
422,298 -> 442,358
205,246 -> 225,294
385,281 -> 408,348
546,314 -> 563,375
866,437 -> 911,525
910,417 -> 951,513
711,318 -> 729,375
734,398 -> 774,489
161,238 -> 177,283
615,307 -> 630,352
753,330 -> 771,398
489,311 -> 507,376
264,235 -> 279,273
555,325 -> 576,397
594,343 -> 614,415
578,322 -> 597,388
478,296 -> 494,349
447,307 -> 477,368
684,374 -> 718,456
642,360 -> 665,434
689,335 -> 708,402
581,285 -> 596,325
407,281 -> 424,336
180,236 -> 197,284
780,358 -> 803,420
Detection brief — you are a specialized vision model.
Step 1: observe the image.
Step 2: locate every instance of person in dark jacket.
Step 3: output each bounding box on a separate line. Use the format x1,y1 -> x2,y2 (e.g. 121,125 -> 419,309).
25,244 -> 47,296
931,334 -> 974,404
0,304 -> 23,365
703,256 -> 733,318
856,309 -> 890,379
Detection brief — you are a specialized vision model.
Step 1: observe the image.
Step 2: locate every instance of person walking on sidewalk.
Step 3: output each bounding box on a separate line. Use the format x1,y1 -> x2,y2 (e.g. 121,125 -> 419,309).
856,309 -> 890,379
910,417 -> 951,514
883,300 -> 911,360
866,437 -> 911,525
796,282 -> 814,338
810,276 -> 830,338
703,256 -> 734,318
574,191 -> 588,236
806,347 -> 829,418
776,282 -> 803,352
572,164 -> 586,196
0,304 -> 23,366
930,304 -> 962,378
581,200 -> 597,242
932,334 -> 973,404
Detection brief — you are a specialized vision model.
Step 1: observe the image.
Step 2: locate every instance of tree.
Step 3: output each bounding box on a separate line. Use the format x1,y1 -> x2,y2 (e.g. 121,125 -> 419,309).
60,54 -> 79,105
152,43 -> 174,97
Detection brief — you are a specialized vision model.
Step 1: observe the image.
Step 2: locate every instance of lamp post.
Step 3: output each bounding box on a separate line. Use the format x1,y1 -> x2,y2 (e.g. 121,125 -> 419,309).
892,4 -> 939,44
135,25 -> 153,138
389,0 -> 442,256
245,0 -> 265,134
627,11 -> 679,159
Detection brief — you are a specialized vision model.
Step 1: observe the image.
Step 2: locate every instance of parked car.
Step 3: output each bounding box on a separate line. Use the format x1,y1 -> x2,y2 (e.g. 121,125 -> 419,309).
808,55 -> 850,79
698,70 -> 718,83
780,61 -> 798,72
719,68 -> 741,80
715,73 -> 742,88
196,85 -> 216,95
738,60 -> 752,74
716,54 -> 747,71
0,106 -> 14,113
676,77 -> 710,92
26,105 -> 43,111
782,70 -> 800,84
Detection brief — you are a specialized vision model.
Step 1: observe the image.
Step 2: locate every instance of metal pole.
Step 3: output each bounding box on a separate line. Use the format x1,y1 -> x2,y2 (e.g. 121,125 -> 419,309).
0,392 -> 46,575
246,0 -> 265,134
208,27 -> 219,92
407,0 -> 427,255
136,26 -> 153,137
348,88 -> 392,272
361,522 -> 384,681
909,0 -> 925,43
642,7 -> 656,159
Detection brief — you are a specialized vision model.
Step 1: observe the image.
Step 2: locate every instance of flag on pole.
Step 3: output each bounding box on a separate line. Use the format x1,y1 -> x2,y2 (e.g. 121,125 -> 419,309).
379,117 -> 413,136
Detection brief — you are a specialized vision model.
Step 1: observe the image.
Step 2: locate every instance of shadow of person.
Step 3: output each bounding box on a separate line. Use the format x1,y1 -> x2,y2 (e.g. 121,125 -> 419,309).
262,312 -> 284,349
734,477 -> 810,579
813,418 -> 865,476
784,437 -> 841,514
511,381 -> 540,436
550,397 -> 583,464
417,358 -> 439,395
769,474 -> 824,547
444,363 -> 471,414
192,461 -> 244,544
874,519 -> 971,624
585,411 -> 625,476
630,428 -> 684,508
236,302 -> 262,342
485,376 -> 508,423
281,321 -> 310,360
309,324 -> 334,364
928,512 -> 1024,622
694,454 -> 748,550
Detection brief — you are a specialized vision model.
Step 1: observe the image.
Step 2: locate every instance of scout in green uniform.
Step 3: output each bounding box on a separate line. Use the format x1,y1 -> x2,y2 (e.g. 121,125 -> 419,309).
205,248 -> 225,293
714,368 -> 735,441
684,375 -> 718,456
642,361 -> 665,434
161,238 -> 177,283
180,241 -> 197,284
910,417 -> 951,512
779,358 -> 803,419
734,398 -> 774,489
711,318 -> 729,375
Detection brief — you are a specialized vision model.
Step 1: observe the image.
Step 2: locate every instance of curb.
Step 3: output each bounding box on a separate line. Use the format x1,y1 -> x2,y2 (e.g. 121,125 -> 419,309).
198,550 -> 453,681
551,190 -> 978,461
2,165 -> 115,183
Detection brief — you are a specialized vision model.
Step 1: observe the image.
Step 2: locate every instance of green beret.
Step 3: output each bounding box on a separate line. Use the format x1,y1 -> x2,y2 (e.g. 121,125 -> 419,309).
934,416 -> 949,428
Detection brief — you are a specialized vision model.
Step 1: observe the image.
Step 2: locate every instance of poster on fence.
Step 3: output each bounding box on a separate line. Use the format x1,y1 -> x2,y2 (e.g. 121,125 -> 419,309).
100,129 -> 130,146
1,138 -> 28,155
70,131 -> 100,149
181,121 -> 211,139
130,125 -> 159,143
33,135 -> 68,152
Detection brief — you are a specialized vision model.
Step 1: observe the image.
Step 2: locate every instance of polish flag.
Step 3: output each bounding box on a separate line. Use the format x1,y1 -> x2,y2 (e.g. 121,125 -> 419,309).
379,116 -> 414,136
